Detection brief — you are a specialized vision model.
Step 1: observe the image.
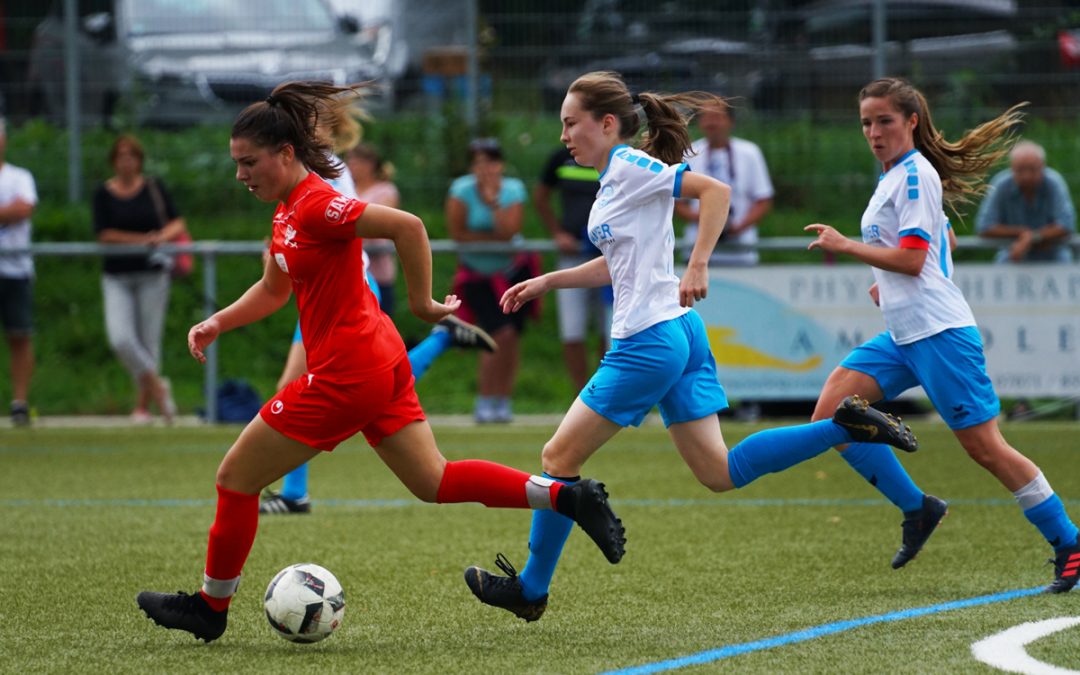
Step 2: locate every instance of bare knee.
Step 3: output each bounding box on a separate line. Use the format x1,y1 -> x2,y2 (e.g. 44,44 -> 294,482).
698,474 -> 735,493
540,440 -> 580,478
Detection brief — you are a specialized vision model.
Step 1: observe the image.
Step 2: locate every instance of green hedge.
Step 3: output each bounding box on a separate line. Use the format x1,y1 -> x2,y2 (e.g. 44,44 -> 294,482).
5,111 -> 1079,414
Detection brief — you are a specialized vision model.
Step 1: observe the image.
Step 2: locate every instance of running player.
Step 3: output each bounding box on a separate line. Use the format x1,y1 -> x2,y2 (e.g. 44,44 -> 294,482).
464,71 -> 918,622
135,81 -> 626,643
800,77 -> 1077,593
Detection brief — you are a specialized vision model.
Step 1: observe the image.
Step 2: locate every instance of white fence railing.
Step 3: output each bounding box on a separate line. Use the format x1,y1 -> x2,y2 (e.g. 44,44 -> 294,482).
4,236 -> 1077,421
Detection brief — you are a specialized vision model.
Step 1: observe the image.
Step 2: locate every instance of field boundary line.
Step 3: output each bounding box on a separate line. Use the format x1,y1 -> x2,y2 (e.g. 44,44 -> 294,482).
601,586 -> 1046,675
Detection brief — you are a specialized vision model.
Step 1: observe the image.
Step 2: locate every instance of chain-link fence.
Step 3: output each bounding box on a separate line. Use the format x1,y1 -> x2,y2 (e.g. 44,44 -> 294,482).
9,1 -> 1080,204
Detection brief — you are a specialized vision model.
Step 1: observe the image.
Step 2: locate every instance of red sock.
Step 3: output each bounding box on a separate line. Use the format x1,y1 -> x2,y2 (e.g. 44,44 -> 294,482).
200,484 -> 259,612
436,460 -> 562,509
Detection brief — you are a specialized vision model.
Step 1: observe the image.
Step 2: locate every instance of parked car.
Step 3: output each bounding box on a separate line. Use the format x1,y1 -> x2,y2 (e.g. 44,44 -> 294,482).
27,0 -> 386,127
326,0 -> 471,108
536,0 -> 1023,114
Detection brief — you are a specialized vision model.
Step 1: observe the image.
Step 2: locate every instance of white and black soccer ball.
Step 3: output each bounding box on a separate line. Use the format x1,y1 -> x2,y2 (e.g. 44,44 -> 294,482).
264,563 -> 345,643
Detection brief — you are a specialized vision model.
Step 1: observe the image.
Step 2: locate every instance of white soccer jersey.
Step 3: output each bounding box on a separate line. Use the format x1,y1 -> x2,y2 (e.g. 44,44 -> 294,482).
860,149 -> 974,344
587,145 -> 690,339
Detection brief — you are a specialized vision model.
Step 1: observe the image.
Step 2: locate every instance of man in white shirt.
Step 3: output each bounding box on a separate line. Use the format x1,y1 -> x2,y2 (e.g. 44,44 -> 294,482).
0,117 -> 38,426
676,102 -> 773,266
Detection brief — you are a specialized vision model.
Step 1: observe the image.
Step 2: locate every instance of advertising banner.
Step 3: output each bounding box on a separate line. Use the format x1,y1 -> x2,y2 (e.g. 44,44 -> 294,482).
693,265 -> 1080,399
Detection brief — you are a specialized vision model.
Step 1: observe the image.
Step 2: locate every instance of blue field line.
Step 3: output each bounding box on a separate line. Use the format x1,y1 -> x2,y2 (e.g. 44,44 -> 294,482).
1,496 -> 1077,509
601,586 -> 1046,675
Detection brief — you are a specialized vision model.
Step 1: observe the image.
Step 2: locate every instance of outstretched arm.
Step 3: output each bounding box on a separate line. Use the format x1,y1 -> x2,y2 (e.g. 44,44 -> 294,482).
501,256 -> 610,314
188,253 -> 292,363
805,223 -> 927,276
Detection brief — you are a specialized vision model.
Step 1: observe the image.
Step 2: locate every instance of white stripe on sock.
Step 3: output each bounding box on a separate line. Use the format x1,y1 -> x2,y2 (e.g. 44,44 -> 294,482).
202,574 -> 240,599
1013,471 -> 1055,511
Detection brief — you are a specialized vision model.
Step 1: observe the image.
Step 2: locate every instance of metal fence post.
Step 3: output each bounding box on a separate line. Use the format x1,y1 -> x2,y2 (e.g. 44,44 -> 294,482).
63,0 -> 82,203
201,248 -> 218,423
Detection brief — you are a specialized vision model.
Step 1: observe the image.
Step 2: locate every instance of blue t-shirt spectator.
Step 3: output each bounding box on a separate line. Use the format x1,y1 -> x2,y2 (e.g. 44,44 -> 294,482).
448,174 -> 528,274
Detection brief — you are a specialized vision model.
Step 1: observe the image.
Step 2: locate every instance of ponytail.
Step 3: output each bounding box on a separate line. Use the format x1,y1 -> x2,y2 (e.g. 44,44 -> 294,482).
232,81 -> 373,180
859,78 -> 1025,211
569,71 -> 730,166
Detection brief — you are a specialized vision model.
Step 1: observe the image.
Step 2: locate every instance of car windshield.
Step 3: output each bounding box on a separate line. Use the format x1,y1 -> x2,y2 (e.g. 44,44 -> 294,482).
126,0 -> 337,36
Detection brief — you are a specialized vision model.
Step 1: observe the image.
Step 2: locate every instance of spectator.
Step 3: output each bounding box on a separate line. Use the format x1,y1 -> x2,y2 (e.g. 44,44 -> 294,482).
677,101 -> 774,420
446,138 -> 535,423
535,146 -> 610,391
346,143 -> 400,315
676,101 -> 773,266
92,134 -> 185,423
0,117 -> 37,426
976,140 -> 1076,263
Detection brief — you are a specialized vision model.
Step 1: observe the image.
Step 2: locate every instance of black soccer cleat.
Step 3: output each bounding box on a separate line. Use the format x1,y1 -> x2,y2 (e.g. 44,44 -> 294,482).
1046,540 -> 1080,594
557,479 -> 626,564
891,495 -> 948,569
259,491 -> 311,515
436,315 -> 497,352
464,553 -> 548,622
834,395 -> 918,453
137,590 -> 228,642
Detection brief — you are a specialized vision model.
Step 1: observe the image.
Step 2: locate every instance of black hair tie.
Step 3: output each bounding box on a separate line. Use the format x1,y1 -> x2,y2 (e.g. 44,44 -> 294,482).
630,93 -> 641,105
265,94 -> 277,105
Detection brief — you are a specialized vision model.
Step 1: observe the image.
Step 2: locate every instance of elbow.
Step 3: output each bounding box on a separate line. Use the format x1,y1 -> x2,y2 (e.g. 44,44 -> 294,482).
903,259 -> 925,277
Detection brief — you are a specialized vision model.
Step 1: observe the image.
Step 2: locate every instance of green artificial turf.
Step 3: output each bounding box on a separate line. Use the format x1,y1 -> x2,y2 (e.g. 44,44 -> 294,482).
1,422 -> 1077,673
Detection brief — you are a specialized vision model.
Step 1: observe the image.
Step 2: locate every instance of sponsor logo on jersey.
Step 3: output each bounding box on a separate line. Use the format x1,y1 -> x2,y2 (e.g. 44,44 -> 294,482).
325,196 -> 352,223
283,224 -> 299,248
271,400 -> 284,414
274,252 -> 289,274
597,183 -> 616,208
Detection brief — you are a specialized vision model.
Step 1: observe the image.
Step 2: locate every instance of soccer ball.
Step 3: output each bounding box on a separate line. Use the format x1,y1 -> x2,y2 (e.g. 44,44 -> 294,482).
263,563 -> 345,643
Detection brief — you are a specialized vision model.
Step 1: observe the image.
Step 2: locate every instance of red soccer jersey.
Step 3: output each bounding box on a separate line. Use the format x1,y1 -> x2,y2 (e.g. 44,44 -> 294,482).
269,172 -> 406,380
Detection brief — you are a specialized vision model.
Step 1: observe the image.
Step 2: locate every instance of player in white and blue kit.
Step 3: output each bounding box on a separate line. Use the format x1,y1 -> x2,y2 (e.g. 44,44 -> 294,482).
463,71 -> 921,621
803,78 -> 1078,593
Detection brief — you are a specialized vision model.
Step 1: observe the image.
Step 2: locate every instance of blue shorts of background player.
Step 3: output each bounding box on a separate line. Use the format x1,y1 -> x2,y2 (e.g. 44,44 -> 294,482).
841,327 -> 1000,430
261,272 -> 498,514
581,310 -> 728,427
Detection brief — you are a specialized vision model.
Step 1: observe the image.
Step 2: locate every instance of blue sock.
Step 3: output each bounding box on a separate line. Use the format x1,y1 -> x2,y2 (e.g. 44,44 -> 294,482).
1024,494 -> 1080,552
280,462 -> 309,501
407,330 -> 453,381
518,473 -> 576,602
727,420 -> 851,488
840,442 -> 924,513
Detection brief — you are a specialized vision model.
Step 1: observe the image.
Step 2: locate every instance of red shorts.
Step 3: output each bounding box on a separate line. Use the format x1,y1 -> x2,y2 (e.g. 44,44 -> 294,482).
260,356 -> 425,450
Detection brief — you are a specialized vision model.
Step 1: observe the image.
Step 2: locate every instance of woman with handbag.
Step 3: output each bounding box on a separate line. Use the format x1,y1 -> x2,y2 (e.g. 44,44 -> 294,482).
92,134 -> 186,423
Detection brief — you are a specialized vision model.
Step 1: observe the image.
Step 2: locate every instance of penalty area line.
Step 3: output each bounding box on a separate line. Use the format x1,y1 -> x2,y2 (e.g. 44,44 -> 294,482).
972,616 -> 1080,675
601,586 -> 1046,675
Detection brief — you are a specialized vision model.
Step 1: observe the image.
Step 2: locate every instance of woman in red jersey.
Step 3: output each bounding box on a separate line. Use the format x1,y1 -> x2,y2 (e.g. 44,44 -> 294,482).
136,81 -> 625,643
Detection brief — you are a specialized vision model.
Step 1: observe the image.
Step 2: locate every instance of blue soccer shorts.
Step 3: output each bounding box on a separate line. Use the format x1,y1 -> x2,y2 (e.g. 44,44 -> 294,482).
580,310 -> 729,427
841,326 -> 1000,430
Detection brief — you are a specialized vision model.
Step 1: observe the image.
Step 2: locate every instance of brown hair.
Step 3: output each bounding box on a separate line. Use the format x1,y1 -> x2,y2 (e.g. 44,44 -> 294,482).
109,134 -> 144,171
346,143 -> 394,181
231,81 -> 372,180
859,78 -> 1025,210
568,71 -> 730,166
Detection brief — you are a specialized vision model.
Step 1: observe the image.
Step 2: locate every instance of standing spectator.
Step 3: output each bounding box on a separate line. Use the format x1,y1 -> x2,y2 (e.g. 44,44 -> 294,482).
92,134 -> 185,423
677,101 -> 774,419
676,101 -> 773,266
535,147 -> 611,392
347,143 -> 400,315
0,117 -> 37,426
446,138 -> 535,423
976,140 -> 1076,263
